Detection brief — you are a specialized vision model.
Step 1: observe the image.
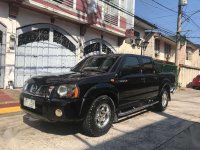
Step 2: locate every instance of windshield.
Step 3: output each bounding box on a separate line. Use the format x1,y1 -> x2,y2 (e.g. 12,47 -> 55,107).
72,56 -> 118,73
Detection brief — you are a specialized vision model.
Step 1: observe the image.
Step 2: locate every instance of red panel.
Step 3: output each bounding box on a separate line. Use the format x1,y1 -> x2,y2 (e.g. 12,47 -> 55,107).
120,16 -> 126,29
76,0 -> 87,12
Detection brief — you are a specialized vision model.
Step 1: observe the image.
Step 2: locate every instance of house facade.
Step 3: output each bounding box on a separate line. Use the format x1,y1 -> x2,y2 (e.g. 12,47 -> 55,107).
0,0 -> 135,88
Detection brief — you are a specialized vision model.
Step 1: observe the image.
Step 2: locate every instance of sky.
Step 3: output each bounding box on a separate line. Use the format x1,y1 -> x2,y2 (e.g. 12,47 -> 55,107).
135,0 -> 200,44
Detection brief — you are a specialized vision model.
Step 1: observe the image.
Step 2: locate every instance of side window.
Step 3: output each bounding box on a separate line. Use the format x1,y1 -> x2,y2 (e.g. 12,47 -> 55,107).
121,56 -> 141,76
141,58 -> 154,74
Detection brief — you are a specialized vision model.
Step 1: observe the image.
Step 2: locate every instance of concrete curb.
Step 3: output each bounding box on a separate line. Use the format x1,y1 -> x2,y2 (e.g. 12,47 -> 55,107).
0,106 -> 21,115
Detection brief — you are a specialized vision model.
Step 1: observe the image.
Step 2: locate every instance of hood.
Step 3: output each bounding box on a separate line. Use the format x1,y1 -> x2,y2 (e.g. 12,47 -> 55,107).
27,71 -> 104,85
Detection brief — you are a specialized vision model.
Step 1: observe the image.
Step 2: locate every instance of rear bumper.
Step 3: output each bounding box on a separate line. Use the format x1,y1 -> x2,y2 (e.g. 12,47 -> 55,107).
20,93 -> 84,122
192,82 -> 200,87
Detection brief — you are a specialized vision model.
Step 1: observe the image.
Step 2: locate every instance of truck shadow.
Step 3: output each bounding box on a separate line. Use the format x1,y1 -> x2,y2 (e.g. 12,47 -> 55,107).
23,111 -> 200,150
22,110 -> 148,136
23,114 -> 82,135
86,112 -> 200,150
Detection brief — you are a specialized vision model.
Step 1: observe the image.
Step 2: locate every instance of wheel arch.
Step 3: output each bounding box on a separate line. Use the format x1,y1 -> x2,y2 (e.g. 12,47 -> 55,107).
160,81 -> 171,101
79,83 -> 119,117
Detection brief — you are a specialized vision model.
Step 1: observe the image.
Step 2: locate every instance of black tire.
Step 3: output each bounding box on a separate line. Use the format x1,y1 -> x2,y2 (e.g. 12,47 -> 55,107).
82,95 -> 115,137
154,89 -> 169,112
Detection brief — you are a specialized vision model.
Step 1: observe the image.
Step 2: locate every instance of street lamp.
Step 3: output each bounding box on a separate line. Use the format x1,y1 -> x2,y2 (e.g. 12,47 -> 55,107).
135,37 -> 149,55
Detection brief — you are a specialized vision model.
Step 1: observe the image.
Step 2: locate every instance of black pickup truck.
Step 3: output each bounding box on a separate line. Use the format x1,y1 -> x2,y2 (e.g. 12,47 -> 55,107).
20,54 -> 175,136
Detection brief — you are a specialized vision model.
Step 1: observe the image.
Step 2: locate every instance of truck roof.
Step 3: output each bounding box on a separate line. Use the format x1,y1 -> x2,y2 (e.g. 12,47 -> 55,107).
93,54 -> 152,59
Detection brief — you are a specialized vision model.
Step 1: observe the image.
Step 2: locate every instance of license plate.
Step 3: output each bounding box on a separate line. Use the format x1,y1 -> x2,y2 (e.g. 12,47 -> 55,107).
23,98 -> 35,109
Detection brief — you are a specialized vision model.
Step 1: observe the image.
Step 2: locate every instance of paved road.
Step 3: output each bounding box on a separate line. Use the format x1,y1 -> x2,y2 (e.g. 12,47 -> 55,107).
0,88 -> 200,150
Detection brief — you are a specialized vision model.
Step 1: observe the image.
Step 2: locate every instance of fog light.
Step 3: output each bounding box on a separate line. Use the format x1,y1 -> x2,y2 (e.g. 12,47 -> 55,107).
55,109 -> 62,117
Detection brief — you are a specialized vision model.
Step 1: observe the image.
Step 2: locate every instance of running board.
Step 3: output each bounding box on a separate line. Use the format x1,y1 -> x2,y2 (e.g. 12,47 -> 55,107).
118,101 -> 159,117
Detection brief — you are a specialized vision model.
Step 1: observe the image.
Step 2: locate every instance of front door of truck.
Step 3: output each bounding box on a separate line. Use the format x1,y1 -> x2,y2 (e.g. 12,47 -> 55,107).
115,56 -> 146,108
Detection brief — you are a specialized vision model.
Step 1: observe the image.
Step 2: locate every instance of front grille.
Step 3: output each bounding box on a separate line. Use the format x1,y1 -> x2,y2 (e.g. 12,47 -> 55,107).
24,83 -> 55,98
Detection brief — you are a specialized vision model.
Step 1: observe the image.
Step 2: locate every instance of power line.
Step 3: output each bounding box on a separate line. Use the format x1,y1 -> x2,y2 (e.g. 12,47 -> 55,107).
139,0 -> 166,11
152,0 -> 177,14
149,14 -> 177,20
189,19 -> 200,30
149,0 -> 200,40
182,10 -> 200,24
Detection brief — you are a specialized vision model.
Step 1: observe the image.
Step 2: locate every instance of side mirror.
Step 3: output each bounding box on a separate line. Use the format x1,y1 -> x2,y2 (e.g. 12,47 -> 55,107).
119,68 -> 127,77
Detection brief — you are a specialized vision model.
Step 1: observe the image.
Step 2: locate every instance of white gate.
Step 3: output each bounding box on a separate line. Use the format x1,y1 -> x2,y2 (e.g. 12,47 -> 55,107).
0,23 -> 6,88
15,24 -> 77,87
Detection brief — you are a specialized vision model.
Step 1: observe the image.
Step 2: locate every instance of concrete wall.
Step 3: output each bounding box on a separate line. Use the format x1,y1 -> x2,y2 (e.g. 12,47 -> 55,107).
118,25 -> 152,55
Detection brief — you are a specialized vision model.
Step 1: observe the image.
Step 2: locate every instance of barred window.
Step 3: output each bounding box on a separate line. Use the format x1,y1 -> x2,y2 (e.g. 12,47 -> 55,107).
52,0 -> 73,8
53,30 -> 76,52
186,49 -> 192,61
102,44 -> 113,54
164,43 -> 171,54
155,39 -> 160,51
18,28 -> 49,46
84,43 -> 100,55
53,0 -> 64,3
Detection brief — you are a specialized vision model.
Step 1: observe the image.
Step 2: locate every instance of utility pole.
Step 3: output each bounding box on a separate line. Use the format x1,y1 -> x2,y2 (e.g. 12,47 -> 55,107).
176,0 -> 187,67
175,2 -> 182,68
176,0 -> 187,85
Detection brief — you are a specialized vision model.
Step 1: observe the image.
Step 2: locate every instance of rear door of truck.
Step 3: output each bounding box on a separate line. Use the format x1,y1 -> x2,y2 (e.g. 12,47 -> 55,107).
139,57 -> 159,99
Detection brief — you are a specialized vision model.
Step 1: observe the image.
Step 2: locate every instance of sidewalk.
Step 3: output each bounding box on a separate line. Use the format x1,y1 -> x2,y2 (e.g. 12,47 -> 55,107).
0,89 -> 21,114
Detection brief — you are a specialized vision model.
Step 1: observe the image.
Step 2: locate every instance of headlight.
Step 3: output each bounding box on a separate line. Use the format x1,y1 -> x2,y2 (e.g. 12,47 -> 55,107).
57,84 -> 79,98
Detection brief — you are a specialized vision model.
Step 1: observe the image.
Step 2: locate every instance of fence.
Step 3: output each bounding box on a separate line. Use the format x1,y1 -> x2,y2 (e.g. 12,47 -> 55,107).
154,61 -> 178,86
179,65 -> 200,87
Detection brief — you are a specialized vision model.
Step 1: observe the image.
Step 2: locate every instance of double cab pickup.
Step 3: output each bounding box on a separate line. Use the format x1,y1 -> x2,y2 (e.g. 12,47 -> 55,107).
20,54 -> 175,136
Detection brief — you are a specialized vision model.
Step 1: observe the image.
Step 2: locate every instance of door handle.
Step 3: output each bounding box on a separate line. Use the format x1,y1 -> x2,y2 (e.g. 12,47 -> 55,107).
118,79 -> 128,83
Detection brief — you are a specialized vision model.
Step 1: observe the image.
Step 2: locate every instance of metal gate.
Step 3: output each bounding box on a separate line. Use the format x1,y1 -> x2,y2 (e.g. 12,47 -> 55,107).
0,23 -> 6,88
15,24 -> 77,87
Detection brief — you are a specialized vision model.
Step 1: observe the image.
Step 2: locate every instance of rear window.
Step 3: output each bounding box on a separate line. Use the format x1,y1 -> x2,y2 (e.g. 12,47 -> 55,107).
121,56 -> 141,76
197,75 -> 200,78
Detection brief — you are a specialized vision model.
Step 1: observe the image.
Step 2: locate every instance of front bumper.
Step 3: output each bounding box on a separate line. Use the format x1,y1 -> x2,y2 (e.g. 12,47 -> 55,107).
20,93 -> 84,122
